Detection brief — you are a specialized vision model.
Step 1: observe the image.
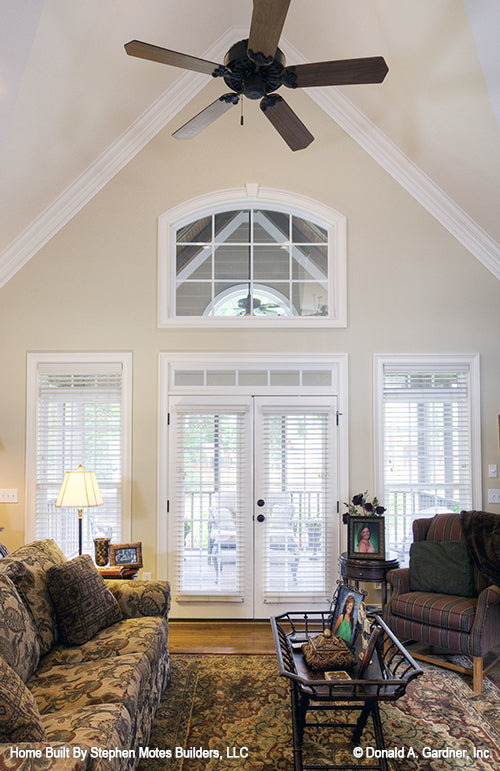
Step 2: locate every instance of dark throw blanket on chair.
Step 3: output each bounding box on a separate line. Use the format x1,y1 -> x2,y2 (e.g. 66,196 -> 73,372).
460,510 -> 500,587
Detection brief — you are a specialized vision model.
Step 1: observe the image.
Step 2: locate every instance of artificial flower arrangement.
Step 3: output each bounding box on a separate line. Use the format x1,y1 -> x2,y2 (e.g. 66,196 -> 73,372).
342,492 -> 386,525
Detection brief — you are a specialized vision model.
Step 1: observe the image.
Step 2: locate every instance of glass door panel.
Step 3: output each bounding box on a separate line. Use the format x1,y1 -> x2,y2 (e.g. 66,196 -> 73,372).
253,397 -> 338,618
168,396 -> 253,618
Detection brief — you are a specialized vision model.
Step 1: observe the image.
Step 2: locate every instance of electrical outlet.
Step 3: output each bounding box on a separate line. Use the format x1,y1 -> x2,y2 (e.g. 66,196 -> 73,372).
142,572 -> 152,581
488,489 -> 500,504
0,489 -> 18,503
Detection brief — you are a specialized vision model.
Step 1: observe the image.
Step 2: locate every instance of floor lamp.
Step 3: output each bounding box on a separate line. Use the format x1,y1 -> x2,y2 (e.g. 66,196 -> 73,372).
56,465 -> 103,555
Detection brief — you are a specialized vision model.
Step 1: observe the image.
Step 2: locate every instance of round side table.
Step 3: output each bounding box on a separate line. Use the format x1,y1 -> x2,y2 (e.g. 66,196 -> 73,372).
338,552 -> 399,611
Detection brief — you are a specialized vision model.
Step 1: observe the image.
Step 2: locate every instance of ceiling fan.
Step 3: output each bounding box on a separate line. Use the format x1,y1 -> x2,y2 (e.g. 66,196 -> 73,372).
125,0 -> 388,151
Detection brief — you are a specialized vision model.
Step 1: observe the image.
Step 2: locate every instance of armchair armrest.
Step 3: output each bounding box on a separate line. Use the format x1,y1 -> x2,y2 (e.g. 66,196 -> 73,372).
105,579 -> 171,619
477,583 -> 500,607
386,567 -> 410,596
471,584 -> 500,657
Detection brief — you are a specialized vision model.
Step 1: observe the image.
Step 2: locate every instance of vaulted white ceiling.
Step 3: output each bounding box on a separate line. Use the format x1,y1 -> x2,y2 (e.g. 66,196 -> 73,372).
1,0 -> 499,287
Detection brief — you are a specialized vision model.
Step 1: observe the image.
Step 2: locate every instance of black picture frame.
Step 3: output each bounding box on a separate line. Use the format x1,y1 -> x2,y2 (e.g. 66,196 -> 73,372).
329,582 -> 366,648
348,516 -> 385,560
109,541 -> 143,569
357,625 -> 384,678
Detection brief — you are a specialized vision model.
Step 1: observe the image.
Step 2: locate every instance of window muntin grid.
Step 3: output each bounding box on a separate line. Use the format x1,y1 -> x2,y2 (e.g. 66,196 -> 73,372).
174,208 -> 329,318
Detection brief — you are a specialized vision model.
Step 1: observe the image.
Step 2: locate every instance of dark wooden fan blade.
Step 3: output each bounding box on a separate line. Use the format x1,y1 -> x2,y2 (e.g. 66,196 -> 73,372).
248,0 -> 291,63
173,95 -> 239,140
260,95 -> 314,151
124,40 -> 221,75
284,56 -> 389,88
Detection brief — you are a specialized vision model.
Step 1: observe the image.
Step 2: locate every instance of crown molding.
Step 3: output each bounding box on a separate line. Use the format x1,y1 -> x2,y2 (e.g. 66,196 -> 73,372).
308,86 -> 500,279
1,27 -> 498,288
281,38 -> 500,281
0,26 -> 245,290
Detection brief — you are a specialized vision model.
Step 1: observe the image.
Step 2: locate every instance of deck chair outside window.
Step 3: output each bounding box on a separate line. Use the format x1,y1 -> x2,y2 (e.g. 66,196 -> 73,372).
207,493 -> 237,584
266,492 -> 300,582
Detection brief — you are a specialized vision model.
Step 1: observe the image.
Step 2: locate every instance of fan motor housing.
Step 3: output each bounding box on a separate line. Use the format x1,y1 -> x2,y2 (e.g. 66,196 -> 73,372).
222,39 -> 286,99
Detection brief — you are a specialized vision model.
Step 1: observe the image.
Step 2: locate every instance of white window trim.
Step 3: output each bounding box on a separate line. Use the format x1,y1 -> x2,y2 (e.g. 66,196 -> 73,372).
158,185 -> 347,328
157,352 -> 349,581
25,352 -> 133,543
373,353 -> 482,511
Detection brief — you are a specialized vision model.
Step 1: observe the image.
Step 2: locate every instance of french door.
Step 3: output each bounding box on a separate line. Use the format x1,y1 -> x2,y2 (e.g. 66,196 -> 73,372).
167,395 -> 338,618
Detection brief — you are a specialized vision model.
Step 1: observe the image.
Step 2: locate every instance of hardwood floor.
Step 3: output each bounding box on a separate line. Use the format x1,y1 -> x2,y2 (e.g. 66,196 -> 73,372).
168,620 -> 276,654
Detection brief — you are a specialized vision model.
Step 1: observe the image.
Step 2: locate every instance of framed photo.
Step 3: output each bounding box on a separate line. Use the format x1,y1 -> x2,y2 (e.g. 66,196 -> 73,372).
348,517 -> 385,560
109,542 -> 143,569
357,626 -> 384,678
330,582 -> 366,648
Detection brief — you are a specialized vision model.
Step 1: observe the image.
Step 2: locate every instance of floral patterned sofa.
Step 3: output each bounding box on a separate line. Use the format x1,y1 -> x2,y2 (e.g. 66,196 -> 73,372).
0,539 -> 171,770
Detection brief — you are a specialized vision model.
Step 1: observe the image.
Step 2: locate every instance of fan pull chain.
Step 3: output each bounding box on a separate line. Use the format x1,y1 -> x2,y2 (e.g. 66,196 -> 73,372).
240,98 -> 244,126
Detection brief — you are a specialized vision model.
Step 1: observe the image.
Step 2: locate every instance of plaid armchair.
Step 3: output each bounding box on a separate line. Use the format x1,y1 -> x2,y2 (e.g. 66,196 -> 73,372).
383,512 -> 500,693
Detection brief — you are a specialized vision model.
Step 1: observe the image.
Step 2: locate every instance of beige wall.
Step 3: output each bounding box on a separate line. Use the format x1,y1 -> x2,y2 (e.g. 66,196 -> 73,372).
1,85 -> 499,570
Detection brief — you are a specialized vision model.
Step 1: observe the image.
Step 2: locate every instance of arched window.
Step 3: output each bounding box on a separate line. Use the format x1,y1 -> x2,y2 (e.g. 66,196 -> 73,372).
158,186 -> 346,327
204,283 -> 297,317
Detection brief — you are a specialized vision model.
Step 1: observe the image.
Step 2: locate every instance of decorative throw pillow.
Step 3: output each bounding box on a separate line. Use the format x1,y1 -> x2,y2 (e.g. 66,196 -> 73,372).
0,657 -> 47,743
47,555 -> 123,646
0,574 -> 40,682
409,540 -> 475,596
9,539 -> 67,569
1,559 -> 58,655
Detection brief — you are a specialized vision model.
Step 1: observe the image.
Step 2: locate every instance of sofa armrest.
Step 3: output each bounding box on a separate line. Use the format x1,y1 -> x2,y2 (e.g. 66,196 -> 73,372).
386,567 -> 410,596
0,743 -> 90,769
105,579 -> 171,619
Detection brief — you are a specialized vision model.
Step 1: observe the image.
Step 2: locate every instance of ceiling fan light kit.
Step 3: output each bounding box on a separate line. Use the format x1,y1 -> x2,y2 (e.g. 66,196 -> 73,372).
125,0 -> 388,151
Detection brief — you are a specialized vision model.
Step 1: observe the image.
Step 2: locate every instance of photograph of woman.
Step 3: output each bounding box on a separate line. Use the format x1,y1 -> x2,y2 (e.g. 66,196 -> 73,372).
333,593 -> 356,643
356,524 -> 377,554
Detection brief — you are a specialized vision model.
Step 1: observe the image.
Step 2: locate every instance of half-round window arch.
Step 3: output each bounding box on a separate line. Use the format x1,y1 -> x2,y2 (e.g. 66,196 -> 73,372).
158,186 -> 346,327
204,283 -> 298,317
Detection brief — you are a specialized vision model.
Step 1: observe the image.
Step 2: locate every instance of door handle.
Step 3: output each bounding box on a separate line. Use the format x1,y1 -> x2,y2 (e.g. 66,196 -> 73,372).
256,514 -> 265,523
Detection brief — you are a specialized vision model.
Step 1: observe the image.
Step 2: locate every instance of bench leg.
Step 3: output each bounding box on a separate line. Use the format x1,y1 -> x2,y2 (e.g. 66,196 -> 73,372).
289,682 -> 307,771
352,703 -> 371,745
371,702 -> 389,771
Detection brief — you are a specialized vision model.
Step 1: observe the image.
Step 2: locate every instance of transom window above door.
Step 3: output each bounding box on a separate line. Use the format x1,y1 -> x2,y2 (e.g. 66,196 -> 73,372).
158,187 -> 346,327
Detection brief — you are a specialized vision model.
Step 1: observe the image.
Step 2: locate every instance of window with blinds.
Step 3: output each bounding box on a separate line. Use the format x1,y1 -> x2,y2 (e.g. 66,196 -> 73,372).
377,358 -> 479,565
30,358 -> 130,559
258,407 -> 334,600
170,404 -> 252,600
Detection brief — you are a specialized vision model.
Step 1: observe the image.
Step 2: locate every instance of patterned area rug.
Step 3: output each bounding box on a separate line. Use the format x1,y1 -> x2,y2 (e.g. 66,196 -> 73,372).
138,655 -> 500,771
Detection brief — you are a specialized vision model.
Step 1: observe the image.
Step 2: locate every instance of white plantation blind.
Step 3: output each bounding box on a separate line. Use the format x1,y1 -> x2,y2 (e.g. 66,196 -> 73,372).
35,362 -> 125,558
172,406 -> 251,599
382,364 -> 473,561
259,406 -> 333,599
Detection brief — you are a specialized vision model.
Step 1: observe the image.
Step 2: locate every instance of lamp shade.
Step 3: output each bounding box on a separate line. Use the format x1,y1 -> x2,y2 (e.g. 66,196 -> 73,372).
56,465 -> 103,509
